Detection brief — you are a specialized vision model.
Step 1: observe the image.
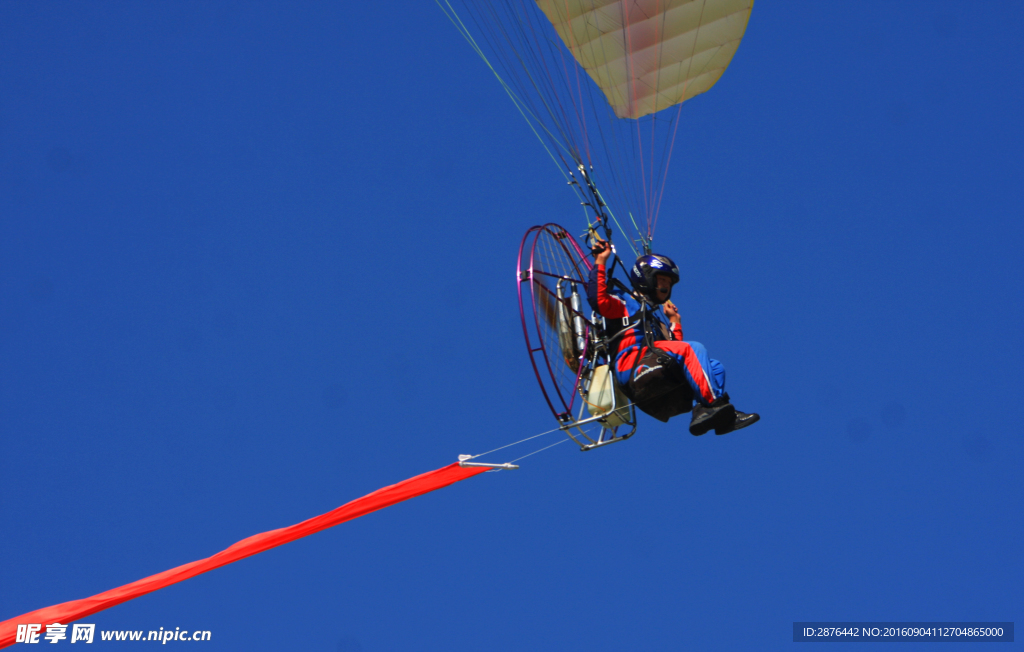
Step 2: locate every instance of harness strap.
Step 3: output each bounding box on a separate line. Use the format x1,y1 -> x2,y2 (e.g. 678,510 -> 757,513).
595,278 -> 686,390
629,300 -> 687,387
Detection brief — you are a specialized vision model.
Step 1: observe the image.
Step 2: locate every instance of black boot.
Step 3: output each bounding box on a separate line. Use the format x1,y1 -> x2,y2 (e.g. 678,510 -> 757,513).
689,394 -> 735,436
715,409 -> 760,435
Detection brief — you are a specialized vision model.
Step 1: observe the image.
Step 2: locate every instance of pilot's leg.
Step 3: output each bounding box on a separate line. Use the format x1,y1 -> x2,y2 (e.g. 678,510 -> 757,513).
652,340 -> 722,406
653,341 -> 758,435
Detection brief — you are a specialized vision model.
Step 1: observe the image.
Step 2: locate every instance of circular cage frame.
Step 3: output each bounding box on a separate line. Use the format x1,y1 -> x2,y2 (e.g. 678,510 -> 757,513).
516,223 -> 594,422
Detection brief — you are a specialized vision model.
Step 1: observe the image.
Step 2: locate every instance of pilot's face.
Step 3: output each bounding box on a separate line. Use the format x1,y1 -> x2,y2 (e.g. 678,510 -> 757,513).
654,274 -> 673,302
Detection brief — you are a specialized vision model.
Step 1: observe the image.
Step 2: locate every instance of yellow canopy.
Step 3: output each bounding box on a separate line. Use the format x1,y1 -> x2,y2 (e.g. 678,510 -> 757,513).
535,0 -> 753,119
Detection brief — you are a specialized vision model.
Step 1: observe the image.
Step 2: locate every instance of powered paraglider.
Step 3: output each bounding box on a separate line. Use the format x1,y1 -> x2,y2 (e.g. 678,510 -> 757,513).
441,0 -> 755,444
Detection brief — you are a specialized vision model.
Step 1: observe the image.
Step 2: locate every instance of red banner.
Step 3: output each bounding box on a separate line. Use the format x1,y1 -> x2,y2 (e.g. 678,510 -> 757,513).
0,462 -> 487,648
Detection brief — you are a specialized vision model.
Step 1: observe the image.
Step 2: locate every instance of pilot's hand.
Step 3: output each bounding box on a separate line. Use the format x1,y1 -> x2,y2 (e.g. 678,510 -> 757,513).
592,238 -> 612,266
663,300 -> 681,324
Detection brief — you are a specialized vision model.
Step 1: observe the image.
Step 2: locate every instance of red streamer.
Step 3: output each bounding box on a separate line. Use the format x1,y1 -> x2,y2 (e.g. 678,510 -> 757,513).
0,462 -> 487,648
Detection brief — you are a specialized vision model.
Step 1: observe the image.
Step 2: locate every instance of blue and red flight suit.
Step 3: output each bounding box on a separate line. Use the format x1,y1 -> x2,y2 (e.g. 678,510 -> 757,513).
587,263 -> 725,407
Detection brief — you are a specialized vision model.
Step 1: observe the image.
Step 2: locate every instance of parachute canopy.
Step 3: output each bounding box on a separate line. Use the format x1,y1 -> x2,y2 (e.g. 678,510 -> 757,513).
442,0 -> 753,249
537,0 -> 753,119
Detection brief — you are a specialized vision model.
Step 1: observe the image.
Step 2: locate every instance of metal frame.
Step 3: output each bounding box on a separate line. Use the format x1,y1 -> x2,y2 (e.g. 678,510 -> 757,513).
458,455 -> 519,470
517,223 -> 638,451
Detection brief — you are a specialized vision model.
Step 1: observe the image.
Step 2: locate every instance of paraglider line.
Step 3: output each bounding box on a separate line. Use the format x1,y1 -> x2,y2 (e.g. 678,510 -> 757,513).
490,1 -> 582,167
517,1 -> 584,164
555,0 -> 592,167
652,102 -> 687,236
649,0 -> 669,239
621,2 -> 652,230
510,437 -> 572,462
464,424 -> 566,461
436,0 -> 582,195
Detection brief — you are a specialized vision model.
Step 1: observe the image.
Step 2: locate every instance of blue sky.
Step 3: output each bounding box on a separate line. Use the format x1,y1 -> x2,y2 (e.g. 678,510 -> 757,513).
1,2 -> 1021,650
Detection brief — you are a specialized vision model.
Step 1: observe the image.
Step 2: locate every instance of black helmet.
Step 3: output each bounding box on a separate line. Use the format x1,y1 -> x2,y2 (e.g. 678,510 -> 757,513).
629,254 -> 680,304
